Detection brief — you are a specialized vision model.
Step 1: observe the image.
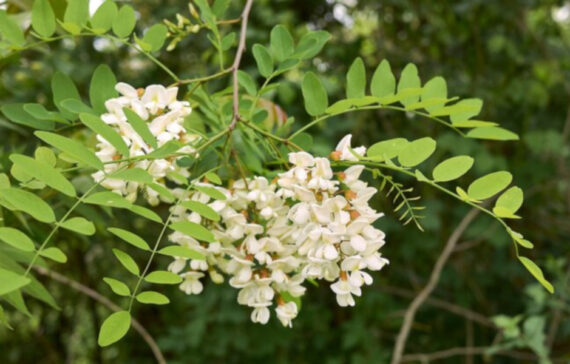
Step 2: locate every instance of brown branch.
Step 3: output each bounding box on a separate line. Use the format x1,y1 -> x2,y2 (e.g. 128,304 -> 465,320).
228,0 -> 254,131
34,267 -> 167,364
401,346 -> 538,362
390,209 -> 481,364
379,285 -> 494,328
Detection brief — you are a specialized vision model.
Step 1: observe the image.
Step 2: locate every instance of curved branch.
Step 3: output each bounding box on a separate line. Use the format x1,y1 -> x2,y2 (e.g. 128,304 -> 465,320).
390,208 -> 480,364
33,267 -> 166,364
228,0 -> 255,130
401,346 -> 538,362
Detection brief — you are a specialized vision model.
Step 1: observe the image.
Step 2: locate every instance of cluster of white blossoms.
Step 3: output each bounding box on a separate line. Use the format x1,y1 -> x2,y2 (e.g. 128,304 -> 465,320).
92,83 -> 200,205
167,135 -> 389,327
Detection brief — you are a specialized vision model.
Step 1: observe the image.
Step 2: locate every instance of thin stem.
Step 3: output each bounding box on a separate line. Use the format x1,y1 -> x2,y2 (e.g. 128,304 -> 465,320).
24,182 -> 102,276
33,266 -> 166,364
241,120 -> 303,151
288,104 -> 464,141
391,208 -> 480,364
171,68 -> 232,87
228,0 -> 255,130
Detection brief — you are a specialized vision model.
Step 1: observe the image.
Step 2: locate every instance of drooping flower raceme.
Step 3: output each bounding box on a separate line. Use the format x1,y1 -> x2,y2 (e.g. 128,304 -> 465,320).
166,135 -> 389,327
90,84 -> 387,327
92,83 -> 200,205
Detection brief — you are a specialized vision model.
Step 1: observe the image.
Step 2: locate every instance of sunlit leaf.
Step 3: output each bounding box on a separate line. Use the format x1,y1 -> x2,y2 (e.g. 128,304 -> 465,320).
136,291 -> 169,305
98,311 -> 131,347
169,221 -> 216,243
108,228 -> 150,250
112,249 -> 140,276
346,57 -> 366,99
60,217 -> 96,236
397,137 -> 436,167
432,156 -> 474,182
0,228 -> 35,252
467,171 -> 513,201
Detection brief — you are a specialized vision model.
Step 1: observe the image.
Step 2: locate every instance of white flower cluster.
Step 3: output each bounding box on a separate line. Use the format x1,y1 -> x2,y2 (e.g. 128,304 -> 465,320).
92,83 -> 200,205
168,135 -> 389,327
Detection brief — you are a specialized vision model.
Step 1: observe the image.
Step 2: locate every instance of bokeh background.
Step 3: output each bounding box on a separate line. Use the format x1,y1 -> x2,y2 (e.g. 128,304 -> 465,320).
1,0 -> 569,362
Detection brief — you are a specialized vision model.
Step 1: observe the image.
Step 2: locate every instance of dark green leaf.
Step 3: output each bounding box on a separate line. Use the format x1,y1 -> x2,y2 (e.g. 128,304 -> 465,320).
1,104 -> 55,130
270,25 -> 294,62
89,65 -> 118,114
252,44 -> 274,78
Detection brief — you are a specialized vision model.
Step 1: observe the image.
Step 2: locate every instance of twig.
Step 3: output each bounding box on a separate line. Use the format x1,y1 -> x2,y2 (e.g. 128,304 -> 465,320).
33,267 -> 166,364
380,285 -> 494,328
228,0 -> 254,131
391,209 -> 481,364
401,346 -> 538,362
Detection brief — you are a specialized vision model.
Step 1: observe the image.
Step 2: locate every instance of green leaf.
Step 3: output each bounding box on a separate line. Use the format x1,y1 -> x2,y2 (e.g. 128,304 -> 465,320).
90,0 -> 118,34
170,221 -> 216,243
346,57 -> 366,99
0,11 -> 25,47
32,0 -> 56,37
9,154 -> 76,197
252,44 -> 274,78
270,25 -> 294,62
366,138 -> 409,161
397,137 -> 436,167
467,171 -> 513,201
23,104 -> 69,125
112,5 -> 136,38
0,268 -> 30,295
193,185 -> 226,200
61,99 -> 94,115
0,187 -> 55,223
1,104 -> 55,130
98,311 -> 131,347
181,201 -> 220,221
421,76 -> 447,112
158,245 -> 205,260
205,172 -> 222,185
51,72 -> 81,120
129,205 -> 162,223
64,0 -> 89,27
80,113 -> 129,157
35,147 -> 57,166
112,249 -> 140,276
290,133 -> 313,150
60,217 -> 96,236
35,131 -> 104,170
142,24 -> 168,52
449,98 -> 483,123
302,72 -> 328,116
39,247 -> 67,263
89,65 -> 118,114
136,291 -> 170,305
144,271 -> 182,285
237,70 -> 257,95
370,60 -> 395,98
466,127 -> 519,141
148,183 -> 174,201
397,63 -> 421,107
494,186 -> 523,214
432,156 -> 474,182
220,32 -> 235,51
84,192 -> 132,208
108,228 -> 150,250
110,168 -> 153,184
452,120 -> 498,128
103,277 -> 131,297
294,31 -> 330,59
123,108 -> 157,149
0,228 -> 35,252
518,257 -> 554,294
508,229 -> 534,249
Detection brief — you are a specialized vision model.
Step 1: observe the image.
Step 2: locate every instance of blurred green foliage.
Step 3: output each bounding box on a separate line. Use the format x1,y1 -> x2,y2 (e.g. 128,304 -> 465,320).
0,0 -> 569,363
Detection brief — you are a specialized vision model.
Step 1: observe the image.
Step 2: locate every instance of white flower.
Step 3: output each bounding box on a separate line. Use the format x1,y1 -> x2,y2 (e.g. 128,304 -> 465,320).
251,306 -> 271,324
335,134 -> 367,161
180,272 -> 204,295
276,302 -> 298,327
